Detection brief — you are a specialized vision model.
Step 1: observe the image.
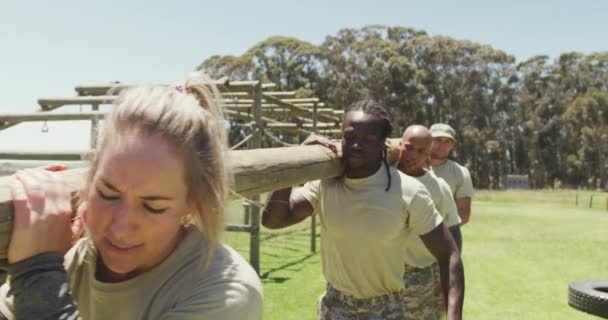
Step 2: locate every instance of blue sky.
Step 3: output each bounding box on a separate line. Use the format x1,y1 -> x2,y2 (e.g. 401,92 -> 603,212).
1,0 -> 606,151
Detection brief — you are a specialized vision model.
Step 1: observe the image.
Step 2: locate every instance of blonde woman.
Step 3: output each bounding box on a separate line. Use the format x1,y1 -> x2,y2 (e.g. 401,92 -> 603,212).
0,78 -> 263,320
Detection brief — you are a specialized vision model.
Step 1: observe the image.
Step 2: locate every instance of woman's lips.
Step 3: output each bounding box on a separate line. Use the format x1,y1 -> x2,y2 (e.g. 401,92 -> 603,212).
104,238 -> 143,253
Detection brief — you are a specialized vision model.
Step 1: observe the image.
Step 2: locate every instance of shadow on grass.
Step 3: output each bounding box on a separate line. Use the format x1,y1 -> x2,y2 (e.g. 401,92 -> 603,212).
260,225 -> 320,283
260,252 -> 317,283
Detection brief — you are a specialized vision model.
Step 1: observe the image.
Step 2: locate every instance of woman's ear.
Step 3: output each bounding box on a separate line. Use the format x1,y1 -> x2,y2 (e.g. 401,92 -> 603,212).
186,201 -> 197,218
71,201 -> 88,242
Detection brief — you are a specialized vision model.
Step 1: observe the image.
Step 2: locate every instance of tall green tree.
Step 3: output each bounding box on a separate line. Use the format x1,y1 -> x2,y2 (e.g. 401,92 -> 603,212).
195,25 -> 608,190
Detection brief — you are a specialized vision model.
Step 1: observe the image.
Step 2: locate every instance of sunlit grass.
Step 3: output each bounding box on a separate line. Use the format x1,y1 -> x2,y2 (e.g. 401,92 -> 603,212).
222,190 -> 608,320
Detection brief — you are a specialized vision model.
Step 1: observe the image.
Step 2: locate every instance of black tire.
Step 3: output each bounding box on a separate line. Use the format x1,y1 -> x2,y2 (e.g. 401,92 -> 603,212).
568,280 -> 608,319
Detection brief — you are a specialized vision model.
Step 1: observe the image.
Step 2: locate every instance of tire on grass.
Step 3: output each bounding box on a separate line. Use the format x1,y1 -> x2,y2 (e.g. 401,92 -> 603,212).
568,280 -> 608,319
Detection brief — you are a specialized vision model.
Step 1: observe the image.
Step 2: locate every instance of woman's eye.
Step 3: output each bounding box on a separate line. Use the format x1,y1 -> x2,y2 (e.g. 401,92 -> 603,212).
97,189 -> 119,200
144,204 -> 168,214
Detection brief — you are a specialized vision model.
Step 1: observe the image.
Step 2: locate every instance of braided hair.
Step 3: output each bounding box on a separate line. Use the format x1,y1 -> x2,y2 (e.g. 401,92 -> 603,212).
344,100 -> 393,191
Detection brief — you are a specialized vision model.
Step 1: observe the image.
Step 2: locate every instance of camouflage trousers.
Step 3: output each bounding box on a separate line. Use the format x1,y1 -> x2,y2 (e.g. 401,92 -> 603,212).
403,264 -> 442,320
318,283 -> 405,320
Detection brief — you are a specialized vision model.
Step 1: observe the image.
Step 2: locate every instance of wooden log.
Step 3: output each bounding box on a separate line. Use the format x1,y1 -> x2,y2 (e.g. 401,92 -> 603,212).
0,167 -> 89,258
0,139 -> 401,258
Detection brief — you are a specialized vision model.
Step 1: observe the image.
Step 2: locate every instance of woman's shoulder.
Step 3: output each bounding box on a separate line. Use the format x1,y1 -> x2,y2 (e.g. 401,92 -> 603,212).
170,241 -> 263,319
64,237 -> 94,273
205,243 -> 263,295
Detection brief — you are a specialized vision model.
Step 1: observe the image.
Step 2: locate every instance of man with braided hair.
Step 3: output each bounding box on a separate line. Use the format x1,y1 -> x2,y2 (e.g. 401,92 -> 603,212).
263,100 -> 464,320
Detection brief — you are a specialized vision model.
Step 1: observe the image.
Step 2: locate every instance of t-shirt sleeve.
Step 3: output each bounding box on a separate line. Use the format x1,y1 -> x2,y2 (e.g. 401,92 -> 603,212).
455,166 -> 474,198
0,252 -> 80,320
160,281 -> 262,320
438,178 -> 462,227
160,249 -> 263,320
407,184 -> 444,235
293,180 -> 321,214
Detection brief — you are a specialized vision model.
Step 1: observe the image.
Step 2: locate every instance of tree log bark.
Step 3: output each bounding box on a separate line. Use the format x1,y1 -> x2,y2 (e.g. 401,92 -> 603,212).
0,139 -> 400,258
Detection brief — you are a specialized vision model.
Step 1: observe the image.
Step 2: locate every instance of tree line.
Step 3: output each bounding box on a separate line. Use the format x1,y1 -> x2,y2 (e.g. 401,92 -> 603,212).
197,25 -> 608,190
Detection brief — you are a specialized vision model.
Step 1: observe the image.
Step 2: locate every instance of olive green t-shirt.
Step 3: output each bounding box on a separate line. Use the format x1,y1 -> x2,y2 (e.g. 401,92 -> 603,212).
295,166 -> 443,299
432,159 -> 474,199
403,169 -> 461,268
0,227 -> 263,320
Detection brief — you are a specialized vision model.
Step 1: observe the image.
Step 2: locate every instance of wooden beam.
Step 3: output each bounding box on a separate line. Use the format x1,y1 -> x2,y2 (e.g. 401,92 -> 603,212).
38,96 -> 116,110
224,110 -> 282,124
261,91 -> 296,97
265,123 -> 298,129
214,81 -> 277,93
262,93 -> 340,124
0,139 -> 401,258
296,116 -> 313,123
0,112 -> 106,123
317,129 -> 343,135
302,123 -> 339,129
221,92 -> 251,97
0,151 -> 92,161
74,80 -> 276,96
281,98 -> 319,103
223,101 -> 322,107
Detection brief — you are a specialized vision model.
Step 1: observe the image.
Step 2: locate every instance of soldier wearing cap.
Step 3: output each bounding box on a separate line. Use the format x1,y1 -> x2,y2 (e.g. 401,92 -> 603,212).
429,124 -> 474,227
397,125 -> 463,320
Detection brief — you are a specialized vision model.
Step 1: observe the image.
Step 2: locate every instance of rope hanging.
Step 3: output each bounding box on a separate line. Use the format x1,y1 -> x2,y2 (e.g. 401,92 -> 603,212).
263,130 -> 297,147
229,127 -> 259,150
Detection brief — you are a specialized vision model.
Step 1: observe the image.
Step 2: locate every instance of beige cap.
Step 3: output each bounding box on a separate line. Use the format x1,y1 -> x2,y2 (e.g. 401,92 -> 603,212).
430,123 -> 456,141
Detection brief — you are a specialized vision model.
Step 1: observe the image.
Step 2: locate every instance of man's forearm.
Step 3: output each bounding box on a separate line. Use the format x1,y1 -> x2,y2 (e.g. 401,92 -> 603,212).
439,250 -> 465,320
456,197 -> 471,225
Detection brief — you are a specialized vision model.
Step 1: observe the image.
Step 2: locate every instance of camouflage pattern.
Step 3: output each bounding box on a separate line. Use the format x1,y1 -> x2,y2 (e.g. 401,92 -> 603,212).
432,263 -> 446,319
318,284 -> 405,320
402,264 -> 438,320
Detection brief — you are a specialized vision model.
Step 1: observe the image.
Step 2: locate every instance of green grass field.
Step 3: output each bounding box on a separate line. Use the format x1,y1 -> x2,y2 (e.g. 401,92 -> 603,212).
223,190 -> 608,319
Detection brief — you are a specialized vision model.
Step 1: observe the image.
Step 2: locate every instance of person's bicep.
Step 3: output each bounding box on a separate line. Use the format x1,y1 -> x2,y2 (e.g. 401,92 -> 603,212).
288,190 -> 316,224
263,181 -> 319,228
419,222 -> 455,263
